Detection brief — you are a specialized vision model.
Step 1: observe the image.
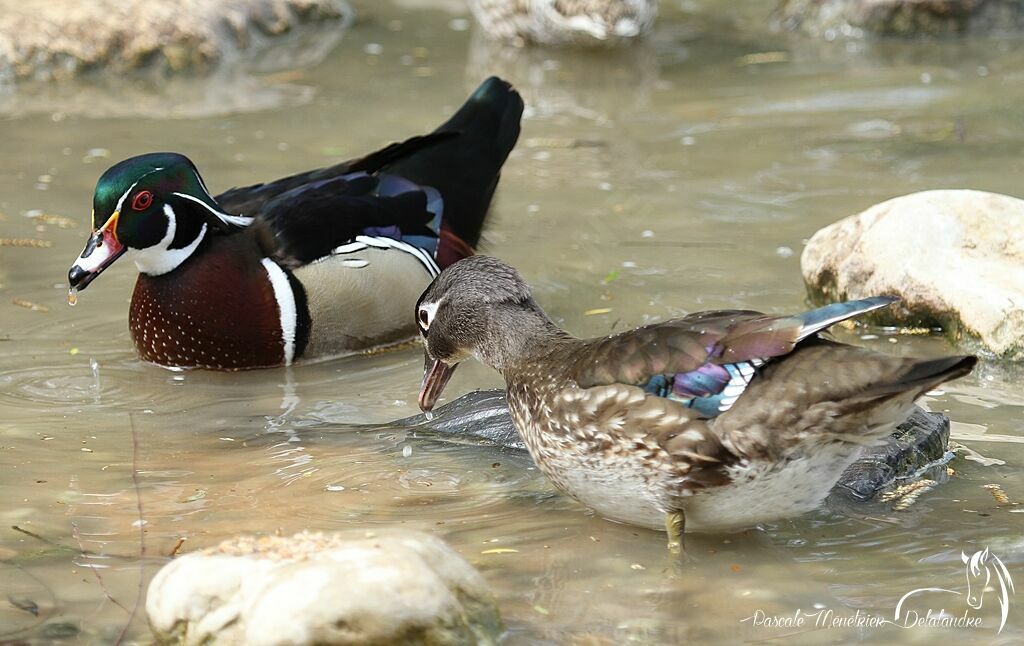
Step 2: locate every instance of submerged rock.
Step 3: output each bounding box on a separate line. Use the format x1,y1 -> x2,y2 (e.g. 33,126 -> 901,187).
395,390 -> 954,500
828,407 -> 950,502
774,0 -> 1024,37
147,530 -> 503,645
801,189 -> 1024,359
0,0 -> 353,84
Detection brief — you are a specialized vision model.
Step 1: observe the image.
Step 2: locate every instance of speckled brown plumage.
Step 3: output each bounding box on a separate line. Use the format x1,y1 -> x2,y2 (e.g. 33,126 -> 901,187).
417,256 -> 977,533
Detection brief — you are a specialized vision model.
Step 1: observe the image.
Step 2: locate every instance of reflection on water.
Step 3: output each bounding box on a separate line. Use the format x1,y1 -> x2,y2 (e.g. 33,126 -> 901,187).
1,0 -> 1022,642
466,30 -> 661,121
0,23 -> 347,119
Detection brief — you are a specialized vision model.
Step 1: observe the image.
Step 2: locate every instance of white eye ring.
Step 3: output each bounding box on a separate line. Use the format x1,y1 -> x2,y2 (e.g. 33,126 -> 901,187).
417,302 -> 438,332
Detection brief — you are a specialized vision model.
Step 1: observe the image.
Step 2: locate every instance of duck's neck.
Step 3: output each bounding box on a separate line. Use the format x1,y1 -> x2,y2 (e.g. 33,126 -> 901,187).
477,299 -> 576,378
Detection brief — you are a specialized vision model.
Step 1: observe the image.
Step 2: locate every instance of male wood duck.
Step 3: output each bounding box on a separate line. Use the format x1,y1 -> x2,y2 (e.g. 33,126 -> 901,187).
67,78 -> 523,370
415,256 -> 976,552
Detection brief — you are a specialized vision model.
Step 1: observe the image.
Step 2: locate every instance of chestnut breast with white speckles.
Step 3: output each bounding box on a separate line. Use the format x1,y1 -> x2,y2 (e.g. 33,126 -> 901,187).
129,234 -> 290,370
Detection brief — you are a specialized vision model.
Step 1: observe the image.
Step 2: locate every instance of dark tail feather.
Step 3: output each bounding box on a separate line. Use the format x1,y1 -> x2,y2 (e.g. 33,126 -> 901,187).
838,355 -> 977,415
382,77 -> 524,267
895,355 -> 978,395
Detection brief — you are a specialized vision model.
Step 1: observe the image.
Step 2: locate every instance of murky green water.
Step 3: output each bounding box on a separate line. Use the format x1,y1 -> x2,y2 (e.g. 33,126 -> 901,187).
1,1 -> 1022,642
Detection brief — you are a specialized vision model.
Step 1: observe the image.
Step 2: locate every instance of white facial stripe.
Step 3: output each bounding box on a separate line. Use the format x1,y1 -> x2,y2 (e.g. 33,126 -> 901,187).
172,192 -> 253,228
192,168 -> 211,195
261,259 -> 297,365
115,180 -> 140,214
418,301 -> 439,330
131,204 -> 206,276
114,167 -> 164,215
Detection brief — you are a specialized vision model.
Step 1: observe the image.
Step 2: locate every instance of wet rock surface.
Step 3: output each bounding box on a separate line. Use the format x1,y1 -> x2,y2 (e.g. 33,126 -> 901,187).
147,529 -> 503,645
828,407 -> 951,502
801,189 -> 1024,360
396,390 -> 954,499
774,0 -> 1024,37
0,0 -> 353,83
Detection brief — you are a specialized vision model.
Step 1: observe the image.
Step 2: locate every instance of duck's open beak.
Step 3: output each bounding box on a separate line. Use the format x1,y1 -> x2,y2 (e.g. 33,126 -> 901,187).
68,212 -> 125,292
418,355 -> 457,413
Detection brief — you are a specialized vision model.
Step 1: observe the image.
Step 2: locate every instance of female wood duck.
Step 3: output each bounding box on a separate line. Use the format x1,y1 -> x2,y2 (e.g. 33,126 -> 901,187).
67,78 -> 523,370
415,256 -> 977,552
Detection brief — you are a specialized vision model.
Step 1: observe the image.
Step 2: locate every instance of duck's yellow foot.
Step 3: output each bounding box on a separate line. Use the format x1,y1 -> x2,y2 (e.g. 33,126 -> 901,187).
665,511 -> 685,555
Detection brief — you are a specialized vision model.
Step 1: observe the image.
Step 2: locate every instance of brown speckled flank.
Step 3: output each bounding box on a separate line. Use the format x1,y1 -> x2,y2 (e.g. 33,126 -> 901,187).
417,256 -> 978,534
129,235 -> 288,370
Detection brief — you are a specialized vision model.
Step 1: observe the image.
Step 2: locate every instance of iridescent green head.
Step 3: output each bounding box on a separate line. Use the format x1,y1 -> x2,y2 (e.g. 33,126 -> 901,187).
69,152 -> 250,291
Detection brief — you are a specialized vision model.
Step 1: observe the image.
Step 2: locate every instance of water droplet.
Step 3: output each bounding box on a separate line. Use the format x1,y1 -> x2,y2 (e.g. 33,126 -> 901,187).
423,410 -> 434,422
67,287 -> 78,306
90,359 -> 101,393
402,445 -> 413,458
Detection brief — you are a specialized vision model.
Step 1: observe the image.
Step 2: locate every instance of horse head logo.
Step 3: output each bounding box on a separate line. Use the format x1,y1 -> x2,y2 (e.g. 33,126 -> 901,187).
962,548 -> 1015,629
896,547 -> 1015,634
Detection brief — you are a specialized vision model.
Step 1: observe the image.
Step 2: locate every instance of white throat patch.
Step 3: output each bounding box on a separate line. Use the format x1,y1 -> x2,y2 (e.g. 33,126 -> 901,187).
131,204 -> 207,276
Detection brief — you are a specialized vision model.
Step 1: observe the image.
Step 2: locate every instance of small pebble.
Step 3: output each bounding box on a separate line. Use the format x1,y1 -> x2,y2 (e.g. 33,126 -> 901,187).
1,239 -> 52,248
983,483 -> 1010,505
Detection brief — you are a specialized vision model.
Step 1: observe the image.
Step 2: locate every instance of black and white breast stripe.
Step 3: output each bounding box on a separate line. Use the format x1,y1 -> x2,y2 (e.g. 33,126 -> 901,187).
331,235 -> 441,278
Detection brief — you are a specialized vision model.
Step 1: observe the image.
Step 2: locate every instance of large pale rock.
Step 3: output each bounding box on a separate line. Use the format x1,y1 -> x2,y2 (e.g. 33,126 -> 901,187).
801,189 -> 1024,359
468,0 -> 658,46
774,0 -> 1024,38
0,0 -> 353,83
147,530 -> 503,645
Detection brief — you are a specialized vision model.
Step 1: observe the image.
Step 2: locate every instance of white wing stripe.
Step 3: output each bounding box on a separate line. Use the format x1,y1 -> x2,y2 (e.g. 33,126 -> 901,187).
332,241 -> 369,254
352,235 -> 440,277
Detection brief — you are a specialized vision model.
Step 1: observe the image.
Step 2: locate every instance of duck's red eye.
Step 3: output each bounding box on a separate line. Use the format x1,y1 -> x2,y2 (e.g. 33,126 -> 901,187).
131,191 -> 153,211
